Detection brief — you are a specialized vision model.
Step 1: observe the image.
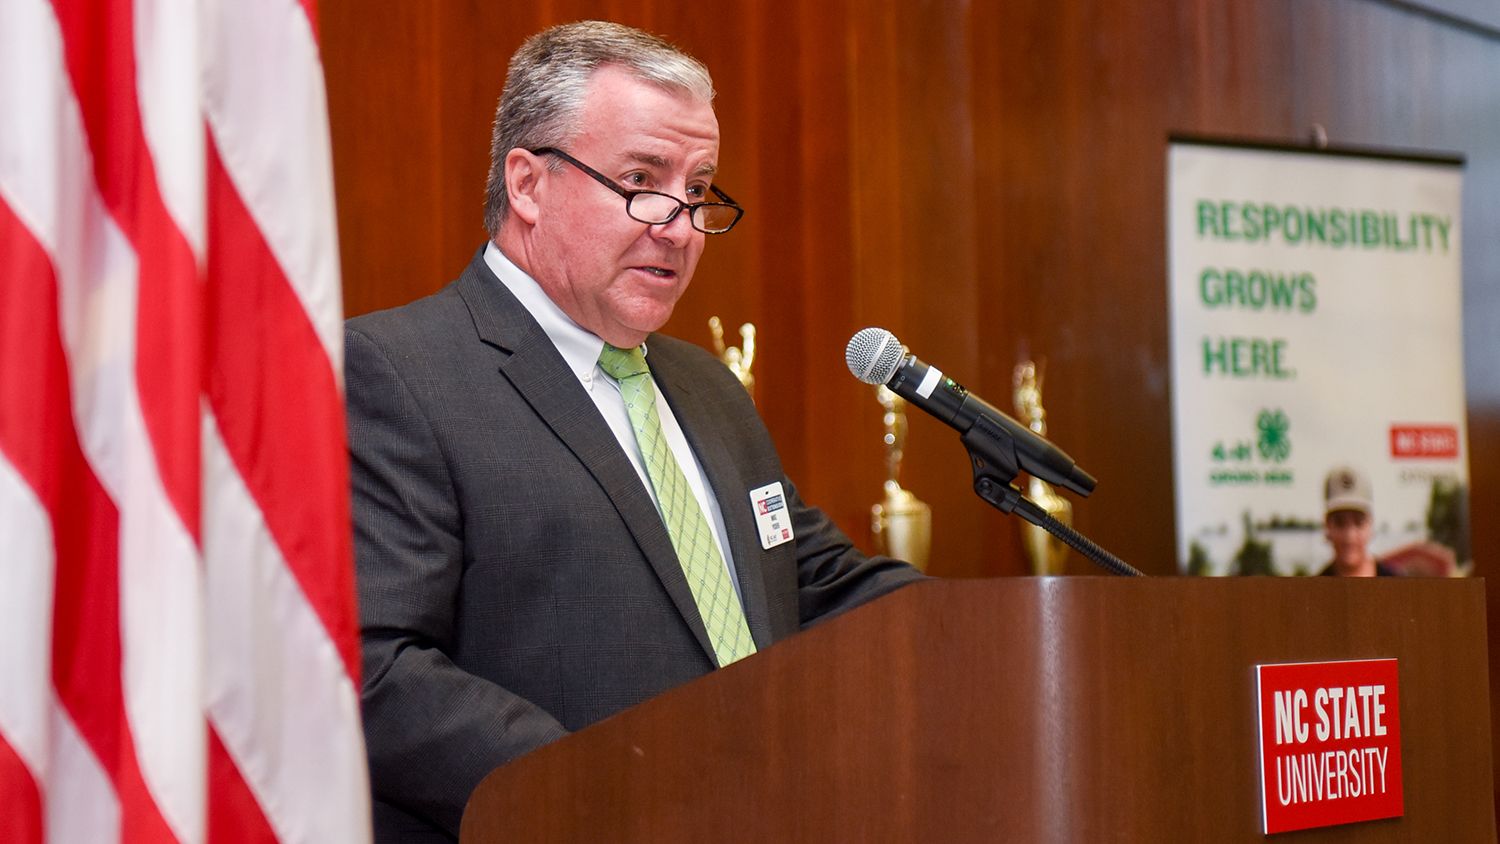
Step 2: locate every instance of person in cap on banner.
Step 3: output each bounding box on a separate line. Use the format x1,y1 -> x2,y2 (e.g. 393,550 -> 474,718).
343,20 -> 922,842
1319,465 -> 1397,577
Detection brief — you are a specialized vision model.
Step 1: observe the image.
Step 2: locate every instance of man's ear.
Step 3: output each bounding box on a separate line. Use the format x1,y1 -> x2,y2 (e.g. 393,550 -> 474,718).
505,148 -> 544,225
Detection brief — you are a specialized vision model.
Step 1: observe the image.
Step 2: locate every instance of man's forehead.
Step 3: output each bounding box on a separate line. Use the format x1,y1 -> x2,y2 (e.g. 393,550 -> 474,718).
578,68 -> 717,129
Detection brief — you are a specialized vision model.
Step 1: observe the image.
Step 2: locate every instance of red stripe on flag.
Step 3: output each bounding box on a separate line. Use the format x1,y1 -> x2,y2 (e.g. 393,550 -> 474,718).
296,0 -> 320,43
0,734 -> 42,844
48,0 -> 203,542
206,728 -> 278,844
204,139 -> 360,679
0,184 -> 73,521
0,196 -> 177,842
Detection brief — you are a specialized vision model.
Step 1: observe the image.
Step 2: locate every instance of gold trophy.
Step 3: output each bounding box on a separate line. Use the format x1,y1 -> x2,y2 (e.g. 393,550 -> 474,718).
1014,361 -> 1072,575
708,316 -> 756,400
870,386 -> 932,571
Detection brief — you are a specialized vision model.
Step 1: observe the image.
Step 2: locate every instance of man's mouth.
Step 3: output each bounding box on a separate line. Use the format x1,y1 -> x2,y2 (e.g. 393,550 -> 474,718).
634,266 -> 677,278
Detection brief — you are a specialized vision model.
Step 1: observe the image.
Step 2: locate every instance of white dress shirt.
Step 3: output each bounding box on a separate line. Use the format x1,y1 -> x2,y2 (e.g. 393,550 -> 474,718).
483,242 -> 744,601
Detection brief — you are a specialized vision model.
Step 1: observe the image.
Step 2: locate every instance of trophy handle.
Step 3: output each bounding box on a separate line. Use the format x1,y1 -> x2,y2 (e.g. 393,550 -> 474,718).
708,315 -> 727,356
737,323 -> 755,371
708,316 -> 756,399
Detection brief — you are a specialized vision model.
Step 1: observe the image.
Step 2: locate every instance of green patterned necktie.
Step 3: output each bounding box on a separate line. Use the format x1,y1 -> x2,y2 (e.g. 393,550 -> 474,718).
597,343 -> 756,667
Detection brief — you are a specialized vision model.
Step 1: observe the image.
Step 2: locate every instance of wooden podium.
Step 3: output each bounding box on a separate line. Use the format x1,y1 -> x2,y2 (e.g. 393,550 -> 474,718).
461,578 -> 1494,841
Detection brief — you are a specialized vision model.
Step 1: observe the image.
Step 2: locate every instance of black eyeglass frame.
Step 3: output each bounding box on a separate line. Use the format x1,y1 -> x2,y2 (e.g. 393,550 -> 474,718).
529,147 -> 744,234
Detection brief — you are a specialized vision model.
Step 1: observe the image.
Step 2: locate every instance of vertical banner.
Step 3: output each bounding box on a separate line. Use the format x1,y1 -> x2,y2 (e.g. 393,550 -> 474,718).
1167,140 -> 1469,576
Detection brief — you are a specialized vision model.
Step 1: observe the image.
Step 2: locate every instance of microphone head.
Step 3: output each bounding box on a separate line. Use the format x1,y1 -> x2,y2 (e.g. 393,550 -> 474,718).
845,327 -> 906,385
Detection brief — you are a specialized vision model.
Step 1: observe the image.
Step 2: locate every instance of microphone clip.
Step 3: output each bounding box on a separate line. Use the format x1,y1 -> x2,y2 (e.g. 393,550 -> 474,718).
961,420 -> 1145,577
962,415 -> 1026,518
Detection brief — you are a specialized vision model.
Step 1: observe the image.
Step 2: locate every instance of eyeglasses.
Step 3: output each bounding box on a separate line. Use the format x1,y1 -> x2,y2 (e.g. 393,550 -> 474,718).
530,147 -> 744,234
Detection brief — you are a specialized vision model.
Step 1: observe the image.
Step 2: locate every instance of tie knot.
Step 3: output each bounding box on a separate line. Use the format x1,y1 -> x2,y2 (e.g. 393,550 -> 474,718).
598,343 -> 650,381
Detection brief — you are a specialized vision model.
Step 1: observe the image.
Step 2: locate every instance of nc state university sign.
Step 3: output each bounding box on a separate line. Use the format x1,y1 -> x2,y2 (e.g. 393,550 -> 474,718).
1255,659 -> 1404,834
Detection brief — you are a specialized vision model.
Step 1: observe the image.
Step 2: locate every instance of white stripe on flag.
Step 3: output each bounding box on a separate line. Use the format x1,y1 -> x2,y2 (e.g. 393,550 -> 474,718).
132,0 -> 205,260
203,417 -> 371,844
117,423 -> 206,844
45,701 -> 120,843
0,0 -> 83,252
202,0 -> 344,375
0,454 -> 53,782
129,0 -> 211,839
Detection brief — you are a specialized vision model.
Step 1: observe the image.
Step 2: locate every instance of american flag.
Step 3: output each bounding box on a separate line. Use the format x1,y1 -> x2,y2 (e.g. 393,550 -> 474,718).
0,0 -> 369,841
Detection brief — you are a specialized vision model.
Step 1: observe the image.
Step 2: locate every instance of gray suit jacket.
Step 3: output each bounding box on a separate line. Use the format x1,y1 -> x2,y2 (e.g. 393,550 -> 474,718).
346,249 -> 920,841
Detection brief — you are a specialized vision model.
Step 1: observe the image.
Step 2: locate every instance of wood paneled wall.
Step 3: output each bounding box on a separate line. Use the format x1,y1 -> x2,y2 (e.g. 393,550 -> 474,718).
322,0 -> 1500,798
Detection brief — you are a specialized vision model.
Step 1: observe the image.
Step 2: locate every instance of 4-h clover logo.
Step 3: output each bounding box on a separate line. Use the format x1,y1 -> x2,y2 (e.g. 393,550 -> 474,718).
1256,409 -> 1291,462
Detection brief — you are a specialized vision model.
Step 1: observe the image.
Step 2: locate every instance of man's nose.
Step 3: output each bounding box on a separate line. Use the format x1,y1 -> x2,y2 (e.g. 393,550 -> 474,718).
650,205 -> 696,246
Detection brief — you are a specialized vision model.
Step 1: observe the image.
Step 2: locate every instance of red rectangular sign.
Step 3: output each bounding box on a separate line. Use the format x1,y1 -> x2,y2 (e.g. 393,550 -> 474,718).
1389,424 -> 1459,458
1256,659 -> 1403,835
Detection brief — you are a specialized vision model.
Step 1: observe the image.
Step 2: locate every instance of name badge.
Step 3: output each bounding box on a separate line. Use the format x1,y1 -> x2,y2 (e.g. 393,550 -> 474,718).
750,482 -> 794,550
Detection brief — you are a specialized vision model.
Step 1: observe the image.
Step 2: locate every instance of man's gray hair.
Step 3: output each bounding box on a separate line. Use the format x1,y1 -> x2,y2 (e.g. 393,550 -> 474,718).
482,21 -> 715,235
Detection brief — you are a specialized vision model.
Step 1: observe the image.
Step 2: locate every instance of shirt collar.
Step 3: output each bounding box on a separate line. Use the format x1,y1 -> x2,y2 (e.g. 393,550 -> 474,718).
483,241 -> 650,380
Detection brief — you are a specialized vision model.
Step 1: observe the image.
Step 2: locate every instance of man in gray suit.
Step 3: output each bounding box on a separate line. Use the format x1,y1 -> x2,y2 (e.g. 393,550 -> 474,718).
346,21 -> 921,842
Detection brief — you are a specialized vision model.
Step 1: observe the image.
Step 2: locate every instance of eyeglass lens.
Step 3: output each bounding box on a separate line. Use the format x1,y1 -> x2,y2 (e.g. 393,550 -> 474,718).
627,193 -> 739,233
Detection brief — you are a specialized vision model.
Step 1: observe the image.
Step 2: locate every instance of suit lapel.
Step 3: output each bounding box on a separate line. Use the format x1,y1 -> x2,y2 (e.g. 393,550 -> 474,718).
650,349 -> 775,649
454,253 -> 718,664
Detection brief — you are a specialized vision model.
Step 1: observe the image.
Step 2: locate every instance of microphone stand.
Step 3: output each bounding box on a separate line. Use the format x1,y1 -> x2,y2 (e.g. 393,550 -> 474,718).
960,421 -> 1144,577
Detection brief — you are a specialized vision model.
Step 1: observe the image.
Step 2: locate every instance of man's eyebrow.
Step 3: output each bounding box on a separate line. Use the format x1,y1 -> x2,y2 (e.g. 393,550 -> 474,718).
625,151 -> 718,178
626,152 -> 670,168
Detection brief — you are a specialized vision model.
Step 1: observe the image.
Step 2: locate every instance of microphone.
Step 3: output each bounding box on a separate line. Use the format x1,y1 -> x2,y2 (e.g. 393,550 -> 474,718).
845,327 -> 1096,497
